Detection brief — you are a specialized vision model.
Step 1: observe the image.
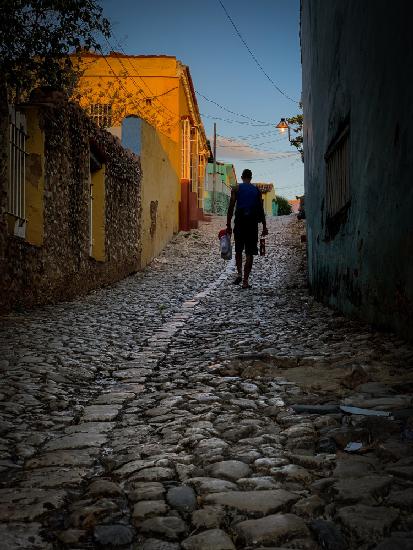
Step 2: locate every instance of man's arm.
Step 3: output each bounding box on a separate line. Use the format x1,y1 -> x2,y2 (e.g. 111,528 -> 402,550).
226,187 -> 237,234
258,192 -> 269,236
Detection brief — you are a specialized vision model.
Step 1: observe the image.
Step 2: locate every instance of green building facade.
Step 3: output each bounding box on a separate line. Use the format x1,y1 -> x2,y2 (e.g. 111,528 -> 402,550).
204,162 -> 237,215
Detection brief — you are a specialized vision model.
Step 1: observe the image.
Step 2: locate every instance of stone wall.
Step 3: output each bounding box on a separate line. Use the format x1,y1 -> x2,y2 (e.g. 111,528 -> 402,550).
301,0 -> 413,340
0,89 -> 142,312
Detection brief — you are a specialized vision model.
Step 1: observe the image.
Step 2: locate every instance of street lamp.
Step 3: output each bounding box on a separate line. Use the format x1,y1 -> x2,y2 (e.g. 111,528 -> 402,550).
276,117 -> 291,141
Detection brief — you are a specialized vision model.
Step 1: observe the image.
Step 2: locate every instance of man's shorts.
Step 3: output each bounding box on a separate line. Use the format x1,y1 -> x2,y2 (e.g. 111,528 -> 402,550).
234,214 -> 259,256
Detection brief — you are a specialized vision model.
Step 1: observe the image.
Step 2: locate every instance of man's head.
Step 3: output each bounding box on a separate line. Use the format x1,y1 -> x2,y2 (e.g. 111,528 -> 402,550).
241,169 -> 252,183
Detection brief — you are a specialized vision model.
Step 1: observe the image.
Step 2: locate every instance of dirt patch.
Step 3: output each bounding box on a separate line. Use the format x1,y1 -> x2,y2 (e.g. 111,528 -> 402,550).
220,354 -> 413,400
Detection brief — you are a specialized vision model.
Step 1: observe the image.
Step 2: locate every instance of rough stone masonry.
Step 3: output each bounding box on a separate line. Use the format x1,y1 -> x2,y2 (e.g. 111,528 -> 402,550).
0,216 -> 412,549
0,89 -> 142,314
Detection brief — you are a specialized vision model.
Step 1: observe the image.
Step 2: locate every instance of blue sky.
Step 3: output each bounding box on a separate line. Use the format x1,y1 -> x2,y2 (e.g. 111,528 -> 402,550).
100,0 -> 303,198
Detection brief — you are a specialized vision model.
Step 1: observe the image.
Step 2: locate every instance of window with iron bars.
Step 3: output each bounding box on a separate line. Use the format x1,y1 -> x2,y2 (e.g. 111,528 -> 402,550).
325,125 -> 350,220
89,103 -> 113,128
181,118 -> 190,180
198,153 -> 205,209
190,126 -> 198,193
8,106 -> 27,226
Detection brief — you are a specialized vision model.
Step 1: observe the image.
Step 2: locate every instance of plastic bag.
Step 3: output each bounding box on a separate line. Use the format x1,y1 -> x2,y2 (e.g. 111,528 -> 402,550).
218,230 -> 232,260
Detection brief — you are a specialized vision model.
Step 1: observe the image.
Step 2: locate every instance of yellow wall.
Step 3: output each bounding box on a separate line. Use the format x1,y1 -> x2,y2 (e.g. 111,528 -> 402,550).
74,54 -> 209,265
74,54 -> 208,194
262,187 -> 276,216
140,121 -> 179,266
75,55 -> 181,142
90,165 -> 106,261
25,107 -> 45,246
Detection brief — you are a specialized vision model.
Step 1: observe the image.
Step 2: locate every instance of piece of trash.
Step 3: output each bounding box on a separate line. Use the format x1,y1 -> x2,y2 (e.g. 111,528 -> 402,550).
344,441 -> 363,452
340,405 -> 392,418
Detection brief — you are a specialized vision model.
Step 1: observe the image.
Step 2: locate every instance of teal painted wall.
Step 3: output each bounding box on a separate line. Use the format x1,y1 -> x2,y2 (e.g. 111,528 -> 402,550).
205,162 -> 235,215
204,191 -> 230,215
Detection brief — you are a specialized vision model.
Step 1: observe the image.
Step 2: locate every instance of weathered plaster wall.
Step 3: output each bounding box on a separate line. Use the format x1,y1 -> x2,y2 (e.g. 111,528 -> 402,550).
301,0 -> 413,339
203,191 -> 230,216
75,54 -> 209,234
76,54 -> 180,140
25,106 -> 45,246
140,120 -> 179,267
262,189 -> 276,217
204,164 -> 234,216
0,92 -> 141,312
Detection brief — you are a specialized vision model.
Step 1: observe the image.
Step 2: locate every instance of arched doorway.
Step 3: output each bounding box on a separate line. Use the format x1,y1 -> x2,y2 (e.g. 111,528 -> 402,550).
121,115 -> 142,155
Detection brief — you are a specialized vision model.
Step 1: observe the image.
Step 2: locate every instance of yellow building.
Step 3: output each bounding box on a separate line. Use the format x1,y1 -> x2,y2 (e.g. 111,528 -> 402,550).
256,183 -> 277,216
73,53 -> 209,267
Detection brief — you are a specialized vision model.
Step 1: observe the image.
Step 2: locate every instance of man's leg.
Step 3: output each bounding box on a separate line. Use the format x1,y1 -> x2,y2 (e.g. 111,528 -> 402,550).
243,254 -> 253,288
236,252 -> 243,277
242,222 -> 257,288
233,223 -> 243,284
232,252 -> 243,284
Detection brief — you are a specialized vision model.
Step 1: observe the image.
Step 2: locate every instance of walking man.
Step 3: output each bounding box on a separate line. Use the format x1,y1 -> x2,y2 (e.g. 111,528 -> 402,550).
226,169 -> 268,289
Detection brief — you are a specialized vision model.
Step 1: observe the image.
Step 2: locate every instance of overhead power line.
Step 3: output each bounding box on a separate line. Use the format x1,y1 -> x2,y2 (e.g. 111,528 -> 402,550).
218,134 -> 287,146
200,113 -> 271,126
196,91 -> 272,125
241,152 -> 301,162
95,50 -> 180,137
217,0 -> 300,104
223,129 -> 280,140
104,33 -> 179,122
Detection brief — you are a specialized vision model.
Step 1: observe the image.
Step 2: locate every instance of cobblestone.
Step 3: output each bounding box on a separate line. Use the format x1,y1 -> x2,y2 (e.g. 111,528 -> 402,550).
1,216 -> 413,548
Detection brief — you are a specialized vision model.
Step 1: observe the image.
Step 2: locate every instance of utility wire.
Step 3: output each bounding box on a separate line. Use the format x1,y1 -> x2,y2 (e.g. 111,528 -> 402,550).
78,74 -> 179,100
105,35 -> 271,133
145,86 -> 179,99
104,33 -> 179,122
196,90 -> 272,125
221,134 -> 285,143
201,113 -> 271,126
241,152 -> 300,162
217,0 -> 300,104
99,44 -> 173,126
95,51 -> 179,137
221,129 -> 279,140
217,131 -> 287,149
218,137 -> 286,148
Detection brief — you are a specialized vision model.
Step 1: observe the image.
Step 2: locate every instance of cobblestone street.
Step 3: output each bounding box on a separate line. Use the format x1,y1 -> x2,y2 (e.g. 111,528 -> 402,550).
1,216 -> 412,549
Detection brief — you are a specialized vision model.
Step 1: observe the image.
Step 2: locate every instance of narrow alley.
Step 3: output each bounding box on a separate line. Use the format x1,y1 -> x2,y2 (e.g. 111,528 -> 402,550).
0,217 -> 412,549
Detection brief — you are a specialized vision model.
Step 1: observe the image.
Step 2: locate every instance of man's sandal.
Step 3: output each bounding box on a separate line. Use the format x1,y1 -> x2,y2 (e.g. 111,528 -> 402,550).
233,276 -> 242,285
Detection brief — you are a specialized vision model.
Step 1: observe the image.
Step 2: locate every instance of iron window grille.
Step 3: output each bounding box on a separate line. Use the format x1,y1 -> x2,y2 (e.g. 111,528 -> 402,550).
8,106 -> 27,224
190,126 -> 199,193
325,125 -> 350,220
89,104 -> 113,128
181,118 -> 190,180
198,153 -> 205,208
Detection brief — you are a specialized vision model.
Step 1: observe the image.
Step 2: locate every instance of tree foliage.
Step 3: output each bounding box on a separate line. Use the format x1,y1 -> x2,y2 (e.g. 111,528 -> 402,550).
275,195 -> 292,216
0,0 -> 110,98
287,104 -> 303,162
